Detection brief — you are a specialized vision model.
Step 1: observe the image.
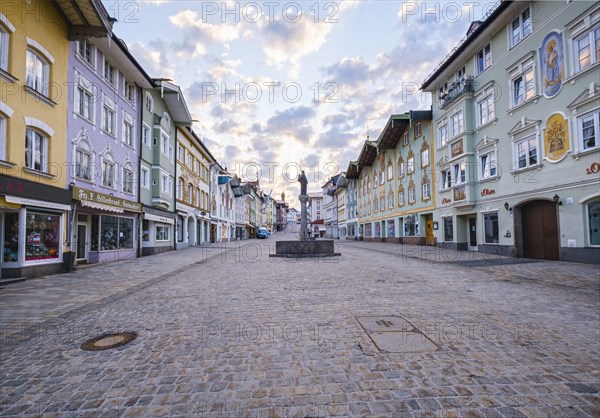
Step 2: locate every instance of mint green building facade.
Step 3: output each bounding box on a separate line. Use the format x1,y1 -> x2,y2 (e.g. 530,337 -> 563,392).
422,1 -> 600,263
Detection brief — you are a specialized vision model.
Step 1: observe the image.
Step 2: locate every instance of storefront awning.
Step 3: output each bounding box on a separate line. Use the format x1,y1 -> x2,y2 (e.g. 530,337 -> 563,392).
80,200 -> 124,213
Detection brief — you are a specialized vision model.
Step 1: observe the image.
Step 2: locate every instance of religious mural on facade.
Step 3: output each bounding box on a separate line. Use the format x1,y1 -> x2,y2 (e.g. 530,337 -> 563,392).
544,112 -> 570,162
539,30 -> 565,98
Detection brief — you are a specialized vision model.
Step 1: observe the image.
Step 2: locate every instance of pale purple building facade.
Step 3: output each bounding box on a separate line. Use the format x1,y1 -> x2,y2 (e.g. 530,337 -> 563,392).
67,35 -> 153,265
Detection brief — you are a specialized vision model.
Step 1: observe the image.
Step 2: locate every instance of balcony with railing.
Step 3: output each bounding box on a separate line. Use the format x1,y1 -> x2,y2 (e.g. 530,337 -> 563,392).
439,75 -> 474,109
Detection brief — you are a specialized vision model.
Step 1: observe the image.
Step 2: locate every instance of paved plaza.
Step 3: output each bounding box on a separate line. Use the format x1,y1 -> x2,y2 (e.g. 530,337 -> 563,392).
1,226 -> 599,417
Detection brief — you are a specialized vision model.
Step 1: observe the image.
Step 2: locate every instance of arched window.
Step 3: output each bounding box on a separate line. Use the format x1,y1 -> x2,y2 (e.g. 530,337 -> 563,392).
122,162 -> 134,194
188,183 -> 193,204
75,135 -> 93,181
101,152 -> 115,188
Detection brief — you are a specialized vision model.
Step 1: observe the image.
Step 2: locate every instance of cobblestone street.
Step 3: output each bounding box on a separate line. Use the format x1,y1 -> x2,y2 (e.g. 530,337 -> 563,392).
1,226 -> 599,417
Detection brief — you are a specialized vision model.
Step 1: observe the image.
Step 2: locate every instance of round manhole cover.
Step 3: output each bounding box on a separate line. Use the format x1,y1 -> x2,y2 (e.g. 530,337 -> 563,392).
81,332 -> 137,351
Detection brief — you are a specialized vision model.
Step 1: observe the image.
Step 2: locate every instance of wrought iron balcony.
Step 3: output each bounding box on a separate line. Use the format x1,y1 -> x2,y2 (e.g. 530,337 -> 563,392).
439,75 -> 474,109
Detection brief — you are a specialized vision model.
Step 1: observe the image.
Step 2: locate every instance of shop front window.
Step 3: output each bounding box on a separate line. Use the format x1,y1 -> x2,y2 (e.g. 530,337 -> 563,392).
25,212 -> 60,261
404,217 -> 419,237
3,212 -> 19,262
156,224 -> 170,241
443,217 -> 453,242
100,215 -> 134,251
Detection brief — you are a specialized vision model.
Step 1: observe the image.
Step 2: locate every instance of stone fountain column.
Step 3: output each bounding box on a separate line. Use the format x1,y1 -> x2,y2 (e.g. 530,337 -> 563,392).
299,194 -> 309,241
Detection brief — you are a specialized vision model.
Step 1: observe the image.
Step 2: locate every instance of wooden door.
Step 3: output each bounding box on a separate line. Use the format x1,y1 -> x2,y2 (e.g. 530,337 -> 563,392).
522,200 -> 559,260
426,219 -> 435,246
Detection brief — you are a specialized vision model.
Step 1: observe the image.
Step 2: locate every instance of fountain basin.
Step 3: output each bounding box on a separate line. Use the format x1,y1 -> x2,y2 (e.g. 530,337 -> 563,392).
270,240 -> 341,258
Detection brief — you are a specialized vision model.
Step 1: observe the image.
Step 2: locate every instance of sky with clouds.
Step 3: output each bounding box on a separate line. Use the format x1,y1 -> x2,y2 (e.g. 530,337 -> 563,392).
105,0 -> 493,208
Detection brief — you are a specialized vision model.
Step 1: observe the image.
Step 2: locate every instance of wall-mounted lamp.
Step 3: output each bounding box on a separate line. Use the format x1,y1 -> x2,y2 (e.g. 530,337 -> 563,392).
553,194 -> 562,205
504,202 -> 512,211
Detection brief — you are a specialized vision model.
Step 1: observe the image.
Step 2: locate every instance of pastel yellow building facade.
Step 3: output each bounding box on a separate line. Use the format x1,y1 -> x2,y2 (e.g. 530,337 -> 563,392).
1,0 -> 112,279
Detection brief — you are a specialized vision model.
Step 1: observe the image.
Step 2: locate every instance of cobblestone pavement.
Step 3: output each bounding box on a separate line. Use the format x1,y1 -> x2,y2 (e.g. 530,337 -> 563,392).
1,226 -> 599,417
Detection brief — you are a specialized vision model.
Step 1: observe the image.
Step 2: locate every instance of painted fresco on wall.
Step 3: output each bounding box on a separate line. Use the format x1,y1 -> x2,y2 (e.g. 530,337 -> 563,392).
544,112 -> 570,162
539,30 -> 565,98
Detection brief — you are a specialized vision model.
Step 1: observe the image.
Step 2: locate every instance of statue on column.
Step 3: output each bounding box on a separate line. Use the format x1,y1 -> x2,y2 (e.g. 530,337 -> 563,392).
298,170 -> 309,241
298,170 -> 308,196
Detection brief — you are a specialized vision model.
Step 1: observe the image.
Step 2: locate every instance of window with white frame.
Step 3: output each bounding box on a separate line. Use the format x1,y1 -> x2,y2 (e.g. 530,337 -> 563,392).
161,174 -> 169,194
161,133 -> 169,156
398,159 -> 404,177
476,44 -> 492,74
102,155 -> 115,188
408,187 -> 415,203
76,84 -> 93,121
141,166 -> 149,189
450,110 -> 464,137
178,145 -> 184,161
124,82 -> 135,103
169,145 -> 174,162
407,155 -> 415,173
414,122 -> 422,137
403,131 -> 409,146
514,134 -> 538,169
573,26 -> 600,73
479,149 -> 497,180
163,113 -> 171,127
476,89 -> 495,126
103,59 -> 116,86
123,115 -> 134,147
187,153 -> 193,168
452,161 -> 466,185
0,114 -> 6,161
26,49 -> 49,94
0,25 -> 9,72
422,182 -> 431,200
102,104 -> 116,135
142,123 -> 151,147
379,171 -> 384,185
577,109 -> 599,151
122,166 -> 134,194
441,168 -> 452,190
398,190 -> 405,206
510,7 -> 532,48
145,92 -> 153,112
25,128 -> 47,172
77,40 -> 94,66
421,148 -> 429,167
386,161 -> 393,181
439,122 -> 448,147
379,196 -> 385,211
510,58 -> 536,107
75,147 -> 92,181
388,193 -> 394,209
156,224 -> 170,241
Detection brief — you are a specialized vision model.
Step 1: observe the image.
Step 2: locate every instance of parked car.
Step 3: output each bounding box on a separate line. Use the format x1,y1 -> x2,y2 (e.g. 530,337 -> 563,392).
257,227 -> 269,239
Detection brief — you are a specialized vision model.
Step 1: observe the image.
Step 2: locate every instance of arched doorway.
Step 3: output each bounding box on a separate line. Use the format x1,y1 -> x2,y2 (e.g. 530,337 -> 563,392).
520,200 -> 559,260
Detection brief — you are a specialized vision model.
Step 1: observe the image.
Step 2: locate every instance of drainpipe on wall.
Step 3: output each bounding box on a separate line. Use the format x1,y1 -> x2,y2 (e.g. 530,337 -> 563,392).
137,88 -> 144,259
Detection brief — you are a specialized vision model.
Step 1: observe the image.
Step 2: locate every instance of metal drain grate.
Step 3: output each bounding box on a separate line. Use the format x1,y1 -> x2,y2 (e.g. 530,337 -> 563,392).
81,332 -> 137,351
356,316 -> 439,353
